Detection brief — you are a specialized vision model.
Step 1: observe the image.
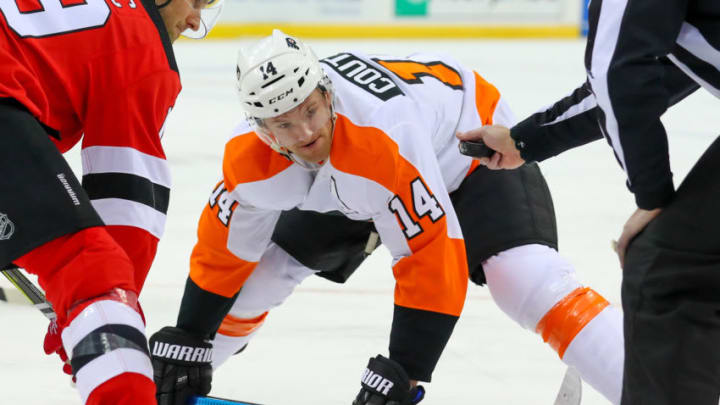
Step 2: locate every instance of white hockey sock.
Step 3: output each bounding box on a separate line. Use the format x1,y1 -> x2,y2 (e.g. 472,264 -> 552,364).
211,311 -> 267,369
561,305 -> 623,405
61,299 -> 153,404
484,244 -> 623,405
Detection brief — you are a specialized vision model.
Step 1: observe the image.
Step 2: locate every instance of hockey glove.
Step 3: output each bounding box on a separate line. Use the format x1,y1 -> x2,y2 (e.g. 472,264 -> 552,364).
43,319 -> 72,376
353,354 -> 425,405
150,326 -> 213,405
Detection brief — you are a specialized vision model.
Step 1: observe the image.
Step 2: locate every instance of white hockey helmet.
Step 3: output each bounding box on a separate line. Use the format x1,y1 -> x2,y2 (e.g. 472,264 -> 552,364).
236,29 -> 329,120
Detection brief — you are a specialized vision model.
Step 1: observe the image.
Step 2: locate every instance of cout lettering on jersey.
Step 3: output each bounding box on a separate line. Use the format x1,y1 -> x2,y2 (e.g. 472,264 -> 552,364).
321,53 -> 403,101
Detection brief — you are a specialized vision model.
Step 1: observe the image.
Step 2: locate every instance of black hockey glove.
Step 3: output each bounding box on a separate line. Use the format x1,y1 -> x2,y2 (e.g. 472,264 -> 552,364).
150,326 -> 213,405
353,355 -> 425,405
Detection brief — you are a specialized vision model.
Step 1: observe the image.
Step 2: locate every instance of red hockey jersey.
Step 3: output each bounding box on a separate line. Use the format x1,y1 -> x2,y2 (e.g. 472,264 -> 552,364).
1,0 -> 181,289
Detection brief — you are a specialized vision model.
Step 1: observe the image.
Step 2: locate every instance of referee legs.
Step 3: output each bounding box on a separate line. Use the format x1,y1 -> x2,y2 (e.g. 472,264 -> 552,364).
621,136 -> 720,405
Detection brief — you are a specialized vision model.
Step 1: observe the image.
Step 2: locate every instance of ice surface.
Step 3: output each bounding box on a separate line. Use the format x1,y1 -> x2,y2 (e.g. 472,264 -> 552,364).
2,38 -> 718,405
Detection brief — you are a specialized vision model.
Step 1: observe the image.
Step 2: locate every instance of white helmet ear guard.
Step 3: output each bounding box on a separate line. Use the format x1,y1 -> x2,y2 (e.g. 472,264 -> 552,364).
236,29 -> 327,120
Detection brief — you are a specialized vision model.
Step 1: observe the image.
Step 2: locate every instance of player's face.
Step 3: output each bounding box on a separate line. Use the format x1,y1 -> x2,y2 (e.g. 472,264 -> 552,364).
156,0 -> 203,42
264,89 -> 334,163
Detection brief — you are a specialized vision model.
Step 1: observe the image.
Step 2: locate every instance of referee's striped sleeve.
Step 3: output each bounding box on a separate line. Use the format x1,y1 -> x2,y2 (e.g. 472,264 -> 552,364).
510,81 -> 604,163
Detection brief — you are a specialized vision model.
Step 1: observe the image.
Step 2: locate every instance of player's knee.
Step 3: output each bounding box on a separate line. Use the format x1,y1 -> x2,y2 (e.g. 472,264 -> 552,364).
62,291 -> 152,403
483,244 -> 581,330
231,243 -> 315,312
484,244 -> 612,357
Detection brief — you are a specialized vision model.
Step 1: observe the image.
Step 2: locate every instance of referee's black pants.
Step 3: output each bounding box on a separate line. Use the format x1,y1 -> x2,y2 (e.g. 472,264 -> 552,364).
622,136 -> 720,405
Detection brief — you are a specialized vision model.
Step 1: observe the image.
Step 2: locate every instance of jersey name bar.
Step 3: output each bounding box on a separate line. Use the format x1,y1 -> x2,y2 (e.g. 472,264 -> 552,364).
321,53 -> 403,101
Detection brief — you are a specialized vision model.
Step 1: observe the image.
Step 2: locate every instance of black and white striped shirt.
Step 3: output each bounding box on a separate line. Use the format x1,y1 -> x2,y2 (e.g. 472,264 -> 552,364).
511,0 -> 717,209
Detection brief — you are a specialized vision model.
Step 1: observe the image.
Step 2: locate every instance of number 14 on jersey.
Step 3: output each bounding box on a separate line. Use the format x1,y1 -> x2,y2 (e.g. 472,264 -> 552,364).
388,177 -> 444,239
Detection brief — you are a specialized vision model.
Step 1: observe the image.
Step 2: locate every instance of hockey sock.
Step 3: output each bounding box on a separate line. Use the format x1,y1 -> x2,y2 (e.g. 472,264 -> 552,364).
536,287 -> 623,405
63,290 -> 155,405
211,312 -> 267,368
86,372 -> 156,405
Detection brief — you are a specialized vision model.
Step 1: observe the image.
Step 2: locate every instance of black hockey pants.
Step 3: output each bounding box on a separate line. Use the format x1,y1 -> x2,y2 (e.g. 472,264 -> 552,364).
621,135 -> 720,405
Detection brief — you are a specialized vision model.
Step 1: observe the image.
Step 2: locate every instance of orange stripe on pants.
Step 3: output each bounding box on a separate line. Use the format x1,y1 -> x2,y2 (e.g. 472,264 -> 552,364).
217,312 -> 268,337
535,287 -> 609,358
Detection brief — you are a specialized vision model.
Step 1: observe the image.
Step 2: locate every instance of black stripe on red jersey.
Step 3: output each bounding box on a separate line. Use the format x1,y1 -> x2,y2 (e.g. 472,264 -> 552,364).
70,323 -> 150,374
176,277 -> 238,339
389,305 -> 458,382
82,172 -> 170,214
139,0 -> 178,73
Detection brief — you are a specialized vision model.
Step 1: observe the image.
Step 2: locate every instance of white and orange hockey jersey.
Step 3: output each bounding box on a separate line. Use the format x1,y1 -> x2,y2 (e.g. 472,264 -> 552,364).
187,51 -> 516,381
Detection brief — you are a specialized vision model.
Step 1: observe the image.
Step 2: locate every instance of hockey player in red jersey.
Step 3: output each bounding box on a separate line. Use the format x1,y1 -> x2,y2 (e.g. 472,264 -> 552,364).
0,0 -> 223,403
149,30 -> 624,404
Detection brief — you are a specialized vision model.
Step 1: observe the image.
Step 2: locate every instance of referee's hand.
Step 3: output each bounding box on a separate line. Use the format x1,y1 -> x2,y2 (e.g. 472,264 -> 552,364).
614,208 -> 663,268
456,125 -> 524,170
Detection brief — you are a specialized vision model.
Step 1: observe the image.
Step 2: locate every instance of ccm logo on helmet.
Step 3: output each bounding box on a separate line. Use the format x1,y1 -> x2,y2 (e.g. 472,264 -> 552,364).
360,368 -> 394,395
269,88 -> 294,105
321,53 -> 403,102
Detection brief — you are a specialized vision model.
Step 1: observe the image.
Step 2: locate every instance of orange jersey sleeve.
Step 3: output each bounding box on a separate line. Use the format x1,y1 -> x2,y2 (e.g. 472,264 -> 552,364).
189,131 -> 290,297
189,181 -> 258,298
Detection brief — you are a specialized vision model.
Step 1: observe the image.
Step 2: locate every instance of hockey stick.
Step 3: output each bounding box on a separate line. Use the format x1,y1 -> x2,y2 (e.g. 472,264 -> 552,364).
553,367 -> 582,405
190,370 -> 577,405
0,265 -> 264,405
0,265 -> 55,320
189,395 -> 263,405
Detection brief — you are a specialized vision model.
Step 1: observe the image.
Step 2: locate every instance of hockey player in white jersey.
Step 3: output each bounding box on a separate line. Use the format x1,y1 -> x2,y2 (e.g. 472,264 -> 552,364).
149,30 -> 624,405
